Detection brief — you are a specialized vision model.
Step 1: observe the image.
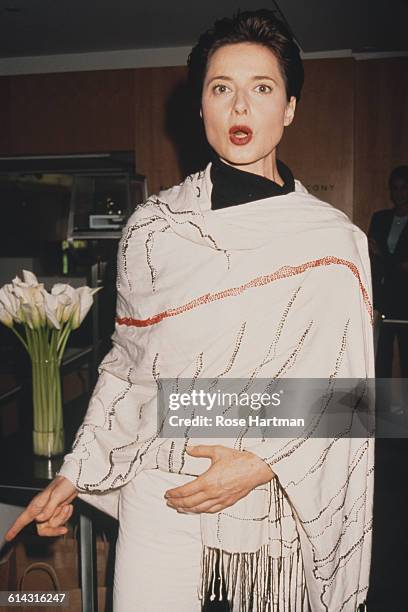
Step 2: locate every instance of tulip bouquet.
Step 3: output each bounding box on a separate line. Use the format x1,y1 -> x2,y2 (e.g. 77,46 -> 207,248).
0,270 -> 100,457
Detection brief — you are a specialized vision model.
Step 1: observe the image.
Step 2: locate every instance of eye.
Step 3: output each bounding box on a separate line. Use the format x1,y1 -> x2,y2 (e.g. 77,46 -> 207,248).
254,84 -> 272,94
212,83 -> 230,95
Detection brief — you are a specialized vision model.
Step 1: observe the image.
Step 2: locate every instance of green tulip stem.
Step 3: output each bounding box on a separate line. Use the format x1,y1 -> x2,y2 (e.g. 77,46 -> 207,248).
27,323 -> 64,455
57,322 -> 72,365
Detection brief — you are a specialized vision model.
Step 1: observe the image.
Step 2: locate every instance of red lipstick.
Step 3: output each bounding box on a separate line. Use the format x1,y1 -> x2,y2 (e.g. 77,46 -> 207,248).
229,125 -> 253,145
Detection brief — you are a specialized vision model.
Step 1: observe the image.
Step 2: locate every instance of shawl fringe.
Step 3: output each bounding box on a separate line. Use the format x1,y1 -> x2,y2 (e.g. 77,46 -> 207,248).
199,544 -> 368,612
199,542 -> 310,612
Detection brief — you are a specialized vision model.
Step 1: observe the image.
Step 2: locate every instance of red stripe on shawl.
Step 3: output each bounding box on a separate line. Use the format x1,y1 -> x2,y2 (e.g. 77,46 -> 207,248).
116,256 -> 373,328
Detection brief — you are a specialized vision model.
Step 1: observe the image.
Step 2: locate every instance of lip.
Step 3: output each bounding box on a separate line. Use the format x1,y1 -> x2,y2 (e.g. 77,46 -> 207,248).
229,124 -> 253,146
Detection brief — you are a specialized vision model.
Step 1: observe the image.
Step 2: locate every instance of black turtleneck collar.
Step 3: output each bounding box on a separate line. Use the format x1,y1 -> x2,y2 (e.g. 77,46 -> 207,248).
210,151 -> 295,211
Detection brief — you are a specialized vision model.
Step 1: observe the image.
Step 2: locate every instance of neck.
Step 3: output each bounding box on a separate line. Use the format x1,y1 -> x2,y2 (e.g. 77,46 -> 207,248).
209,153 -> 295,211
219,151 -> 283,185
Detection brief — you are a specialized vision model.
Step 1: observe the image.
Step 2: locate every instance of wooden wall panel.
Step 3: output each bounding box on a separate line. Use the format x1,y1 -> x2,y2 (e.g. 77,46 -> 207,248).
8,69 -> 135,155
1,57 -> 406,226
354,58 -> 408,232
278,58 -> 354,219
134,66 -> 191,195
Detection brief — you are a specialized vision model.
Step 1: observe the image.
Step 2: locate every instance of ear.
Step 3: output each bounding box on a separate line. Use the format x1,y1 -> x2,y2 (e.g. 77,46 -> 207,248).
283,96 -> 296,127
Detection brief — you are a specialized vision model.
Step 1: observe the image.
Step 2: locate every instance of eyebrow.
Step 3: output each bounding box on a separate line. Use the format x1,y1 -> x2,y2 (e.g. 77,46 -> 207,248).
207,75 -> 278,85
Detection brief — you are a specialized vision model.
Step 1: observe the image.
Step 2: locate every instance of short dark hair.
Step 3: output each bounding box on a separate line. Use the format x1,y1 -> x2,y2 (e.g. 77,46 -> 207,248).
187,9 -> 304,106
389,165 -> 408,186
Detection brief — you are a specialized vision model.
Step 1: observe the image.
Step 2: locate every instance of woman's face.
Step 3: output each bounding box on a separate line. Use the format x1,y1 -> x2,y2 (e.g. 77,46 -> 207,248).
390,178 -> 408,208
201,42 -> 296,179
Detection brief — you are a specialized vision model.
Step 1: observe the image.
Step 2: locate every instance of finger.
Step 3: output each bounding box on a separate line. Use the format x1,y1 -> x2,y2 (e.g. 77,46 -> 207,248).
37,523 -> 68,538
201,503 -> 225,514
165,475 -> 207,499
4,496 -> 49,542
186,444 -> 217,458
171,485 -> 251,513
64,492 -> 78,504
166,491 -> 216,510
48,505 -> 73,529
37,504 -> 64,523
188,500 -> 225,514
4,512 -> 30,541
36,504 -> 73,535
168,500 -> 224,514
35,489 -> 74,522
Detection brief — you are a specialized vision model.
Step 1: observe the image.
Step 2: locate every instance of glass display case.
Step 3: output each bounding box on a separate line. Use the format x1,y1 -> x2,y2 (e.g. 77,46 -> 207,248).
0,153 -> 148,242
67,171 -> 148,240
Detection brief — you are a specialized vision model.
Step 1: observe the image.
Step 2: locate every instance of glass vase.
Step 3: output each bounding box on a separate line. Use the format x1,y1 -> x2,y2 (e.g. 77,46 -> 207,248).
31,357 -> 65,457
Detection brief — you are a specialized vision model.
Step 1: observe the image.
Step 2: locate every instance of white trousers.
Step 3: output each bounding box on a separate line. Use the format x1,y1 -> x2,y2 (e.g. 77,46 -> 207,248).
113,469 -> 203,612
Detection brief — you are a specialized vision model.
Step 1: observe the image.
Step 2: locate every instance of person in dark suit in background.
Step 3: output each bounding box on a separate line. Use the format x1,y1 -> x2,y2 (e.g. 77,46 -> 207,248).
368,165 -> 408,379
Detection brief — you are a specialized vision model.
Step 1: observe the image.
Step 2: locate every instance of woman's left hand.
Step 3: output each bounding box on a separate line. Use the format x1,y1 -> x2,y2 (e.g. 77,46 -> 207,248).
164,444 -> 275,514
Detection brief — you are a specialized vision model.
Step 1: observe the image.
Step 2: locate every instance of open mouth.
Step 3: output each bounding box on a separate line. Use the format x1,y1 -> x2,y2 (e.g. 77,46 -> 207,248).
229,125 -> 253,145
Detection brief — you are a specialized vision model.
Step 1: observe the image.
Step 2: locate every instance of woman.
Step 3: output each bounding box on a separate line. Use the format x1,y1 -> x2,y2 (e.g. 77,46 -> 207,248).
368,165 -> 408,379
5,10 -> 374,612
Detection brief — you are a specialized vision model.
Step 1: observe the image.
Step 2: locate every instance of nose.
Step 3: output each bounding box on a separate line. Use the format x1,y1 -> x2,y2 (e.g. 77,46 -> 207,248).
233,90 -> 248,115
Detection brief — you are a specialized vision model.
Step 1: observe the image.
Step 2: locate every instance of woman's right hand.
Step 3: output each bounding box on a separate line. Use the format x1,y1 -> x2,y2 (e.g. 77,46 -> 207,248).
4,475 -> 78,541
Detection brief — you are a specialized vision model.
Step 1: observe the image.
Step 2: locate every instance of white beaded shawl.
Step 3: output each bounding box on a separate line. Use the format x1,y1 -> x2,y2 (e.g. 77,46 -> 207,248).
58,162 -> 375,612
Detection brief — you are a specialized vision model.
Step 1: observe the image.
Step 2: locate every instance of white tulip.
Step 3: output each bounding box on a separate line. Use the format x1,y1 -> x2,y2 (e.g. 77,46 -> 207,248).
71,287 -> 101,329
12,273 -> 46,328
42,292 -> 61,330
14,288 -> 44,328
22,269 -> 40,286
51,284 -> 78,323
21,303 -> 36,329
52,283 -> 77,300
0,303 -> 13,327
0,284 -> 23,323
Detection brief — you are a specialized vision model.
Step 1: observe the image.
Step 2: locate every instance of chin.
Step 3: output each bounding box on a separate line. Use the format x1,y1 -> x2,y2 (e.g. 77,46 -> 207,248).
220,149 -> 260,167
